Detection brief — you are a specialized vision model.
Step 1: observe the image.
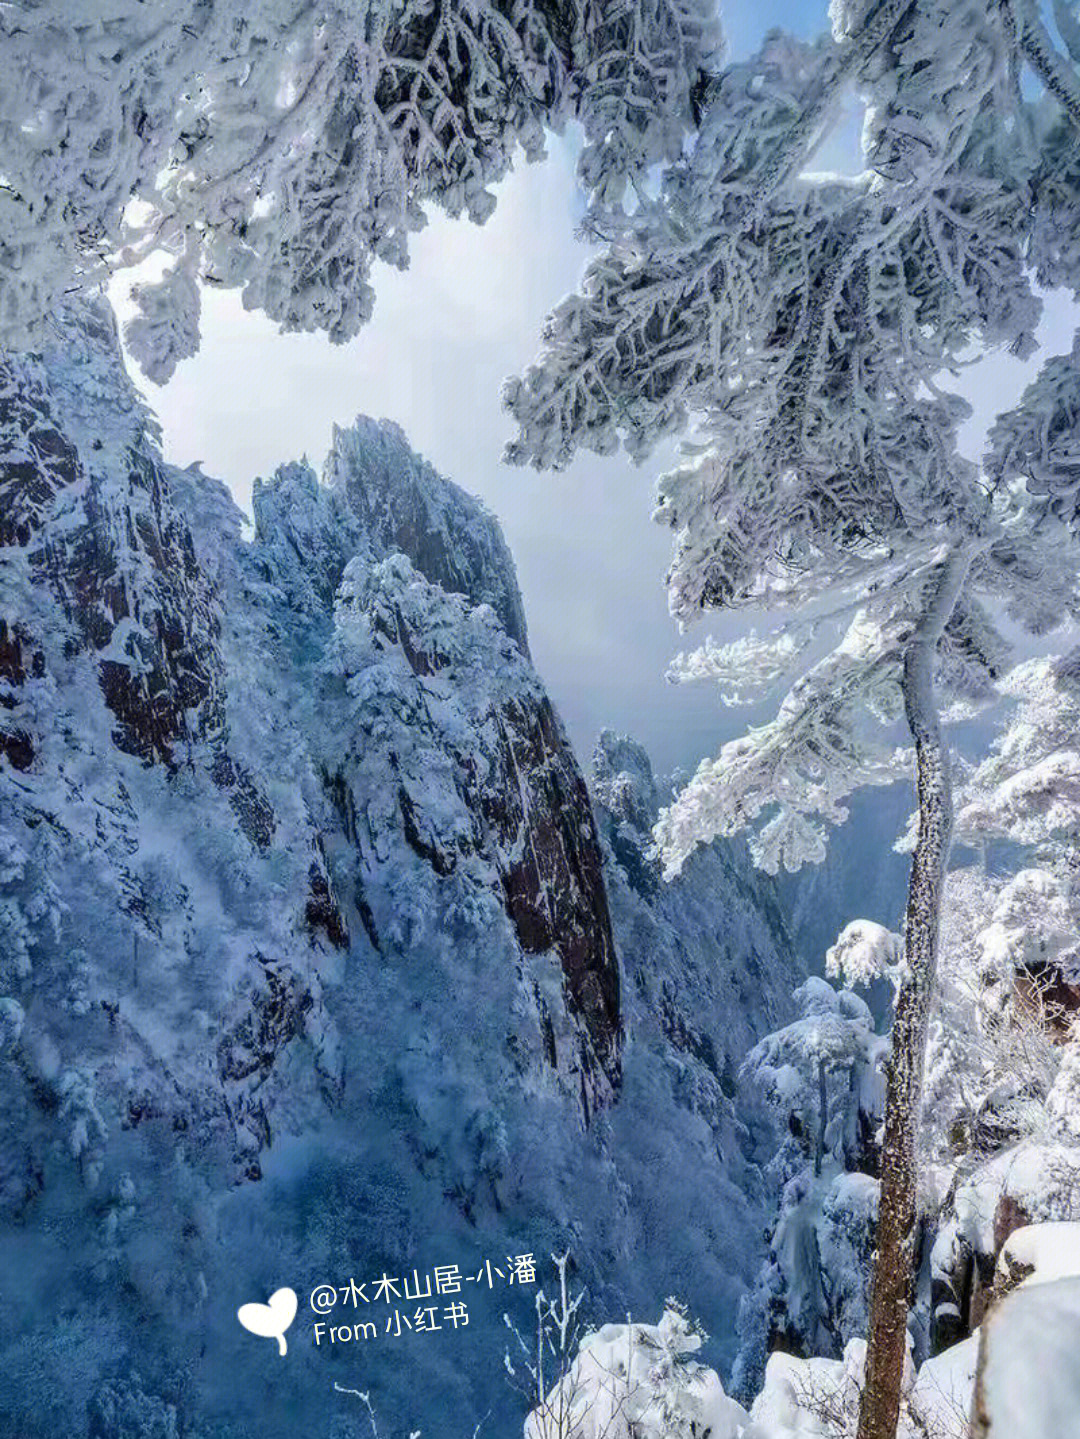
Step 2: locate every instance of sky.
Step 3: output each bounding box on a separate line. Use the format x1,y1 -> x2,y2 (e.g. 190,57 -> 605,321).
111,0 -> 1078,779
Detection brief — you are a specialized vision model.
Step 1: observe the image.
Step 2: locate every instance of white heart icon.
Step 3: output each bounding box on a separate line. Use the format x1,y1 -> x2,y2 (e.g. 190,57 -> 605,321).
237,1287 -> 298,1356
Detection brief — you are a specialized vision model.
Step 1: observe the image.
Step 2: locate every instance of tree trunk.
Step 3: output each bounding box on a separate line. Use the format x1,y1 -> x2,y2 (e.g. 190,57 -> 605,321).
857,551 -> 972,1439
814,1057 -> 828,1177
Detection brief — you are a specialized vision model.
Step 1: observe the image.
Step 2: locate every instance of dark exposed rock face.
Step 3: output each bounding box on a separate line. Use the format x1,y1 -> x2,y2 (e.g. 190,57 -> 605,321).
0,620 -> 37,770
304,857 -> 350,950
0,340 -> 80,549
0,300 -> 223,767
341,553 -> 621,1101
492,691 -> 621,1099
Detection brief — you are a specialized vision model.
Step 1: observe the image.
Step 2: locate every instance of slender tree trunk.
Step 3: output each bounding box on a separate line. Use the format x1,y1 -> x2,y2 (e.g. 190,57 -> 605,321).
814,1057 -> 828,1178
857,552 -> 972,1439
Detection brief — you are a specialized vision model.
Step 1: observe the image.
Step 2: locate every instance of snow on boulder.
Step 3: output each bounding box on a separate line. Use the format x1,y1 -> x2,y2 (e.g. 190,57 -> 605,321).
930,1141 -> 1080,1347
995,1219 -> 1080,1293
908,1335 -> 979,1438
745,1338 -> 898,1438
972,1277 -> 1080,1437
742,1225 -> 1080,1439
744,1336 -> 973,1439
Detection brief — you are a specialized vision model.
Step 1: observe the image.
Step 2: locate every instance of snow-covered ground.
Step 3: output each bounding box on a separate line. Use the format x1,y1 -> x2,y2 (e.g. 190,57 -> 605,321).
530,1221 -> 1080,1438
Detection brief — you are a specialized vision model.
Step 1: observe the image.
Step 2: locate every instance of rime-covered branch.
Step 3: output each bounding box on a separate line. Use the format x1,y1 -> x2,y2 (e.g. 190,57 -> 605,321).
0,0 -> 720,377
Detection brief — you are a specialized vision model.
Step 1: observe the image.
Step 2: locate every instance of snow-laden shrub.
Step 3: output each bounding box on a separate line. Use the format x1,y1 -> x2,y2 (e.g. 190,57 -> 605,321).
922,656 -> 1080,1166
1046,1044 -> 1080,1142
747,1339 -> 877,1439
0,823 -> 64,986
524,1306 -> 749,1439
88,1373 -> 179,1439
746,1334 -> 974,1439
0,999 -> 24,1055
923,866 -> 1071,1166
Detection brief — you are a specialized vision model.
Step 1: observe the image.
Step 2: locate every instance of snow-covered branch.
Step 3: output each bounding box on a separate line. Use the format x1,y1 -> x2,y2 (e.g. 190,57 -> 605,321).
0,0 -> 719,373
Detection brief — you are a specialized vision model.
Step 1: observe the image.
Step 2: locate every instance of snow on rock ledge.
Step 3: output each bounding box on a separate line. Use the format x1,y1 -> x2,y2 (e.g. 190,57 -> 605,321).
738,1220 -> 1080,1439
972,1277 -> 1080,1437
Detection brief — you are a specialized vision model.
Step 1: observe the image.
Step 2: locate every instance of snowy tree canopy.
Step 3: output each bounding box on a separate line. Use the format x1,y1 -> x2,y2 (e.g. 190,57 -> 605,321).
922,659 -> 1080,1164
956,653 -> 1080,856
508,4 -> 1080,876
741,976 -> 886,1158
826,919 -> 904,991
0,0 -> 720,380
508,18 -> 1080,1427
524,1305 -> 750,1439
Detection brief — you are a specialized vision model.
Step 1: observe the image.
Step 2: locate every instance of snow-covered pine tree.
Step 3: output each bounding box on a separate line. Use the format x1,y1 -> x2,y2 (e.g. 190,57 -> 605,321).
732,975 -> 887,1399
743,975 -> 888,1185
0,0 -> 720,380
507,8 -> 1080,1437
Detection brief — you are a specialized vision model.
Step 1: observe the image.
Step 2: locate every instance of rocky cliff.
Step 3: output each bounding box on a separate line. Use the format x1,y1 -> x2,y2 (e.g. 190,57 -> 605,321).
0,301 -> 800,1439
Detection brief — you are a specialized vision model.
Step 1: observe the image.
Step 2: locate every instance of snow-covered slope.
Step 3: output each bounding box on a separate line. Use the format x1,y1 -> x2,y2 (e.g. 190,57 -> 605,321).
0,300 -> 799,1438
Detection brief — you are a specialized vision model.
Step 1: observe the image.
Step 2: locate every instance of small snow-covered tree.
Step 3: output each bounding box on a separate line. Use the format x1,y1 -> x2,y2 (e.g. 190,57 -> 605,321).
0,0 -> 719,378
827,921 -> 906,996
508,10 -> 1080,1435
0,822 -> 65,989
744,976 -> 888,1182
954,652 -> 1080,870
733,975 -> 887,1399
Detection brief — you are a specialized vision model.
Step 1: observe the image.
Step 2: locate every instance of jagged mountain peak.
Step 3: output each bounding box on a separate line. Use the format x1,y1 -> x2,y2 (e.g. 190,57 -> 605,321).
244,417 -> 530,660
250,456 -> 361,615
325,413 -> 530,654
593,729 -> 663,831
